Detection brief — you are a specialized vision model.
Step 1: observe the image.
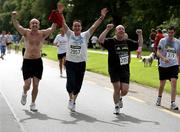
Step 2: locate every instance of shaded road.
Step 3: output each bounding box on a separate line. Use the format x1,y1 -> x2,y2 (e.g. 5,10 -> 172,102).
0,52 -> 180,132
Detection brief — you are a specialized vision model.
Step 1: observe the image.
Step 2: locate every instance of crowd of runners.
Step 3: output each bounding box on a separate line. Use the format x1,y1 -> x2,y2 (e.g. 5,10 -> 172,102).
0,1 -> 179,114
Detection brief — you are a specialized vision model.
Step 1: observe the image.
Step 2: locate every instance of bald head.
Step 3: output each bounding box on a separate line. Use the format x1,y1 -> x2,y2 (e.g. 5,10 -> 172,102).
30,18 -> 39,24
29,18 -> 40,30
115,25 -> 126,39
115,25 -> 125,32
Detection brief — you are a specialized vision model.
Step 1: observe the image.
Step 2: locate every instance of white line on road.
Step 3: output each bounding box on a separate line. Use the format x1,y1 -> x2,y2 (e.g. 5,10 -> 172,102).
159,109 -> 180,118
127,96 -> 145,103
0,89 -> 26,132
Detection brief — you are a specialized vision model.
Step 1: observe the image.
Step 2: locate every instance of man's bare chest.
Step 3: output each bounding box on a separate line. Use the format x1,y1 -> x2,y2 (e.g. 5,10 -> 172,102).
26,33 -> 43,45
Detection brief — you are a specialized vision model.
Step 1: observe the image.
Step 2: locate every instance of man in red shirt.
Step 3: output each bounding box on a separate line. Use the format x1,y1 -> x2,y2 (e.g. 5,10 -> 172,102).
154,29 -> 164,57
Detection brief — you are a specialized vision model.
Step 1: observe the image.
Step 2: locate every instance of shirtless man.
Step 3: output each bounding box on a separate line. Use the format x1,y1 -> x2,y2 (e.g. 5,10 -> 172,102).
11,11 -> 57,112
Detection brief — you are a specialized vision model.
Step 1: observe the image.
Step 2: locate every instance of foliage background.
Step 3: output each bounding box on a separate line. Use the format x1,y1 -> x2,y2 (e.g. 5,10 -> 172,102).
0,0 -> 180,43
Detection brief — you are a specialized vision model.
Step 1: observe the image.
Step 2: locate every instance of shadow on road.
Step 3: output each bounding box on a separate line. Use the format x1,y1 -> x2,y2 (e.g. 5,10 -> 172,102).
67,112 -> 124,126
19,110 -> 160,126
19,110 -> 123,127
112,113 -> 160,125
19,110 -> 64,123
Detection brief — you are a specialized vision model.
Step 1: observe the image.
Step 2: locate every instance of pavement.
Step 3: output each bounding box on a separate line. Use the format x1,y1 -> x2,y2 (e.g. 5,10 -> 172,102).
0,52 -> 180,132
0,90 -> 23,132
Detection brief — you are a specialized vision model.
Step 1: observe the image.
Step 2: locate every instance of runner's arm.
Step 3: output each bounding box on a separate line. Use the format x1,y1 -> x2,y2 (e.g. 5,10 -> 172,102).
135,29 -> 143,52
42,23 -> 57,39
89,8 -> 108,35
157,48 -> 169,63
11,11 -> 27,36
136,29 -> 143,47
98,24 -> 114,44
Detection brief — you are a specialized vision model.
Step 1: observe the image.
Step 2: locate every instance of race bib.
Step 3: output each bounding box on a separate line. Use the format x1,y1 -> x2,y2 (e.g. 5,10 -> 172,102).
166,52 -> 176,59
119,55 -> 129,65
70,45 -> 81,56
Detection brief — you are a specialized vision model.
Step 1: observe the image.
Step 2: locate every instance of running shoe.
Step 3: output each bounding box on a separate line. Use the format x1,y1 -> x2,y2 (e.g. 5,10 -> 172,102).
156,97 -> 161,106
30,103 -> 38,112
21,93 -> 27,105
68,100 -> 76,112
170,102 -> 179,110
113,106 -> 120,115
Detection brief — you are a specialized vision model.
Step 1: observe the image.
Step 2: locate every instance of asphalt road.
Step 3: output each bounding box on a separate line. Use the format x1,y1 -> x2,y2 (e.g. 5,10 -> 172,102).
0,52 -> 180,132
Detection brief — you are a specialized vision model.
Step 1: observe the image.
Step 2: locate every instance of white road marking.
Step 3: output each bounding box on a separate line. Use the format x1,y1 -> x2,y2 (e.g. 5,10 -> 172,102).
159,109 -> 180,118
0,89 -> 26,132
127,96 -> 145,103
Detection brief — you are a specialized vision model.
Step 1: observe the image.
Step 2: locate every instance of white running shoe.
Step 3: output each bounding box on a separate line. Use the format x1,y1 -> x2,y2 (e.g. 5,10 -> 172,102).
68,100 -> 76,112
114,106 -> 120,115
170,102 -> 179,110
30,103 -> 38,112
156,97 -> 161,106
119,98 -> 123,108
21,93 -> 27,105
114,103 -> 120,115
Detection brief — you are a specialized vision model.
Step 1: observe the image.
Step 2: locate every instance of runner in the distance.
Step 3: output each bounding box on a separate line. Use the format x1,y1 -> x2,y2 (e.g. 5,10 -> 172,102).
53,28 -> 68,77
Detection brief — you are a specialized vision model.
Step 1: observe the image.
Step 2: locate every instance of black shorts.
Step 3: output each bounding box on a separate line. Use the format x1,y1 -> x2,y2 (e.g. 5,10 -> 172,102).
57,53 -> 66,60
109,64 -> 130,84
22,48 -> 25,56
6,42 -> 12,46
22,58 -> 43,80
158,65 -> 178,80
65,61 -> 86,95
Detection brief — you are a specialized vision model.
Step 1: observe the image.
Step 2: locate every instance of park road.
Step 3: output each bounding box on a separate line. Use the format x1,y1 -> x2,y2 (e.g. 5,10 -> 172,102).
0,52 -> 180,132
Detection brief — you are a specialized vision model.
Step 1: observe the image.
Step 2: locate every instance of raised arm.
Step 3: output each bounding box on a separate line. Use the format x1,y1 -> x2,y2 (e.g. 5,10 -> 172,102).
136,29 -> 143,52
98,24 -> 114,44
136,29 -> 143,47
56,2 -> 69,34
11,11 -> 27,36
89,8 -> 108,35
42,23 -> 57,39
61,15 -> 69,34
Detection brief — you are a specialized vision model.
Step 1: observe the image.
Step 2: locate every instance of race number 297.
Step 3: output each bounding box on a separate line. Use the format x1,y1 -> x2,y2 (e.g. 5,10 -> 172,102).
120,56 -> 128,65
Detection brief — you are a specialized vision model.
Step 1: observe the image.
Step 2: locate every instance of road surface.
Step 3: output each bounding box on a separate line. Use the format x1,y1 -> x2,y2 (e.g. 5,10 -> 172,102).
0,53 -> 180,132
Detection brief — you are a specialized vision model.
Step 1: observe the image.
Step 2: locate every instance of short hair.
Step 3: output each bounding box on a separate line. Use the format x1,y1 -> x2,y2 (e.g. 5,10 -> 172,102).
73,19 -> 82,25
156,28 -> 162,33
168,25 -> 176,31
29,18 -> 40,25
116,25 -> 125,30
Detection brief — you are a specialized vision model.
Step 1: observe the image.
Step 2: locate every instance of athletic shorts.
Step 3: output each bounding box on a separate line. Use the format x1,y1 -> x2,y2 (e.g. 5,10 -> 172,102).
65,61 -> 86,95
22,48 -> 25,56
158,65 -> 178,80
109,64 -> 130,84
22,58 -> 43,80
57,53 -> 66,60
6,42 -> 12,46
